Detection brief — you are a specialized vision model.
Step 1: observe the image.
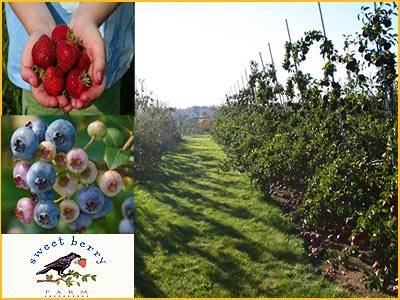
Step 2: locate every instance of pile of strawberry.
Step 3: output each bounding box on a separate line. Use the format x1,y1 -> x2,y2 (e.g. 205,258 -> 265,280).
32,24 -> 92,100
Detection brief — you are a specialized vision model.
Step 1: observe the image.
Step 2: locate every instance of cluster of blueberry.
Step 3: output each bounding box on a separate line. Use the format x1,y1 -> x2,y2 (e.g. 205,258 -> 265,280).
11,118 -> 134,233
119,196 -> 134,233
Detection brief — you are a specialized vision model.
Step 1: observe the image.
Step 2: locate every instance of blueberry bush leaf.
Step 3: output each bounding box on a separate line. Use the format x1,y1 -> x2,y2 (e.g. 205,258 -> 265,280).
105,147 -> 131,170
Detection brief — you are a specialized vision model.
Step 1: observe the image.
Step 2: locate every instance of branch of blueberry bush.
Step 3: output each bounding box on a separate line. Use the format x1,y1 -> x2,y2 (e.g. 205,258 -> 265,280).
12,118 -> 134,233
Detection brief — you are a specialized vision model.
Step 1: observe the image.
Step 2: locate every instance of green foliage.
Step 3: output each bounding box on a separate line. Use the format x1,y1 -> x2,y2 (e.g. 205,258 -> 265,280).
212,3 -> 397,291
2,3 -> 22,115
134,89 -> 182,175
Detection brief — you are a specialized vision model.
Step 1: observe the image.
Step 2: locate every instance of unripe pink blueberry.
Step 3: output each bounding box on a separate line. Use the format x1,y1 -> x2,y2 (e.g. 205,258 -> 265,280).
54,152 -> 67,167
16,197 -> 36,224
13,160 -> 32,190
99,170 -> 123,197
54,172 -> 79,197
37,141 -> 56,161
59,199 -> 80,223
87,120 -> 107,140
80,160 -> 98,184
66,148 -> 88,174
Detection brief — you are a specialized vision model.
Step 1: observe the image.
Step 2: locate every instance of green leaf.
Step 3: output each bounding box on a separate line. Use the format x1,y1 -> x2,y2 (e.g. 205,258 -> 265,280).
66,277 -> 73,287
77,282 -> 81,287
73,272 -> 80,279
106,116 -> 134,131
46,274 -> 53,281
82,275 -> 89,282
105,147 -> 131,170
56,280 -> 60,286
91,275 -> 97,282
103,128 -> 125,147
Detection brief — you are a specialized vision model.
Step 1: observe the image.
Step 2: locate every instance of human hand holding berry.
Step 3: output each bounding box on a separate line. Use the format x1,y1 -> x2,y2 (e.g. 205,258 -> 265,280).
68,18 -> 106,110
21,27 -> 63,110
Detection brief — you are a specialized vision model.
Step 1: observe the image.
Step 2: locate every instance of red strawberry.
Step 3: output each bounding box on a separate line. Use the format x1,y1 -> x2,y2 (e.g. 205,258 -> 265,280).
56,40 -> 79,73
32,34 -> 56,69
43,66 -> 65,96
52,24 -> 71,43
66,68 -> 91,98
76,53 -> 91,71
78,258 -> 86,268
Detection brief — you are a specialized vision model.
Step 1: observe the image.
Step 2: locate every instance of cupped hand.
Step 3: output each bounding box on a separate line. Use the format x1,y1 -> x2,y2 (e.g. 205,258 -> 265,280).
21,27 -> 63,109
69,17 -> 107,110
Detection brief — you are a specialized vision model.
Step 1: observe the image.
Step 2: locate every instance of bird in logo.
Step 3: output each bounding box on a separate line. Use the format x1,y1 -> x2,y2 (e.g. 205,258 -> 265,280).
36,252 -> 81,277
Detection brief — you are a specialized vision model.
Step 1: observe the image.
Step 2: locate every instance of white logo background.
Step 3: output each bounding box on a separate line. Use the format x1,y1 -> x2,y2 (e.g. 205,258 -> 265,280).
2,234 -> 134,298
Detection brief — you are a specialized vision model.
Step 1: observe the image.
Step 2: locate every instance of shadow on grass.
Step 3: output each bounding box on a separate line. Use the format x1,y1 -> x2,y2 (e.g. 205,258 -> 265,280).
134,137 -> 307,297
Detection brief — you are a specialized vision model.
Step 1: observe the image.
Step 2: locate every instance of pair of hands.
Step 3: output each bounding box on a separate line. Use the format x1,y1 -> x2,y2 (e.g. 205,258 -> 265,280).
21,19 -> 106,112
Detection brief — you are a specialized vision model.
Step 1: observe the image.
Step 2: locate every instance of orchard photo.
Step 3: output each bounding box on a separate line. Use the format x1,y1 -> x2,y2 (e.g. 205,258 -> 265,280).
135,2 -> 398,298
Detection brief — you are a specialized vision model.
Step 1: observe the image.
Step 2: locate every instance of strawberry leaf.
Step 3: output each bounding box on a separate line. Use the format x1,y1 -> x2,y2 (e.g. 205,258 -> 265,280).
105,147 -> 131,170
46,274 -> 53,281
66,277 -> 73,287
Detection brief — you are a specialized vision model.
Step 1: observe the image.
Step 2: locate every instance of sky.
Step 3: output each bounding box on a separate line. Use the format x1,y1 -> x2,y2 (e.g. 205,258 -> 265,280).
135,2 -> 398,108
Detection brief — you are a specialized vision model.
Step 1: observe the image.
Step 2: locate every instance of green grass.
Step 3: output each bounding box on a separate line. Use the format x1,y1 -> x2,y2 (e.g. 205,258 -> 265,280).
134,135 -> 353,297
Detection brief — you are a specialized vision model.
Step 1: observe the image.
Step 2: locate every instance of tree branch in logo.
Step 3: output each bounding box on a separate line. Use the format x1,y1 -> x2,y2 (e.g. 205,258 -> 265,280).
36,253 -> 97,287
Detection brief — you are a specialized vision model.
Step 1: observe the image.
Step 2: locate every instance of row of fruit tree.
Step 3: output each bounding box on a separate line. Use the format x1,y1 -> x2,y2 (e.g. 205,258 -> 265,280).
212,3 -> 397,292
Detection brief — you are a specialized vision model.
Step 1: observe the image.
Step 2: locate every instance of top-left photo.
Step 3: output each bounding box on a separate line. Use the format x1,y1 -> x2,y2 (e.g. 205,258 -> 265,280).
2,2 -> 134,115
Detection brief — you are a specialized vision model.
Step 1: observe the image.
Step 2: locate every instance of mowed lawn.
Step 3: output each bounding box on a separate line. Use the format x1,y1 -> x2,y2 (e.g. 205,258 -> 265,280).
134,135 -> 352,297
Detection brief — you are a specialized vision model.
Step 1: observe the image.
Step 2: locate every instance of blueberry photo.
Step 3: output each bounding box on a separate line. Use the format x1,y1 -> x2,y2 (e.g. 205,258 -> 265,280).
2,115 -> 134,234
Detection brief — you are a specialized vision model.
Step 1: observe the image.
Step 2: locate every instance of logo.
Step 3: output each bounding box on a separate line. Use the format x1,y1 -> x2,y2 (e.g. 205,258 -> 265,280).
31,235 -> 105,297
3,234 -> 134,298
36,252 -> 97,288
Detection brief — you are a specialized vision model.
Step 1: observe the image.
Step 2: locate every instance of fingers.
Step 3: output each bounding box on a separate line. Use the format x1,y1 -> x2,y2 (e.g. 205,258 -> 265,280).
31,86 -> 59,108
90,42 -> 106,86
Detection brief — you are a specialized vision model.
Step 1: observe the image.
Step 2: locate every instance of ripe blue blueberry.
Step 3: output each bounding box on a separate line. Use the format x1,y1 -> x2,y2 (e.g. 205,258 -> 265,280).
27,119 -> 47,142
10,126 -> 39,160
34,200 -> 59,229
45,119 -> 76,153
68,212 -> 92,232
30,190 -> 55,202
91,197 -> 113,220
26,161 -> 56,193
119,219 -> 134,234
77,186 -> 105,214
121,196 -> 134,220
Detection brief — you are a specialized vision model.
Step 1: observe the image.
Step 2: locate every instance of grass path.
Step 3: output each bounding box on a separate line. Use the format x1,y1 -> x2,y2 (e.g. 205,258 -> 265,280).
134,135 -> 352,297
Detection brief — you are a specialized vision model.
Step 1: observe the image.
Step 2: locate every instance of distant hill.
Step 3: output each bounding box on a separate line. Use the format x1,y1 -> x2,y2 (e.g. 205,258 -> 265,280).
170,106 -> 219,135
172,106 -> 219,120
